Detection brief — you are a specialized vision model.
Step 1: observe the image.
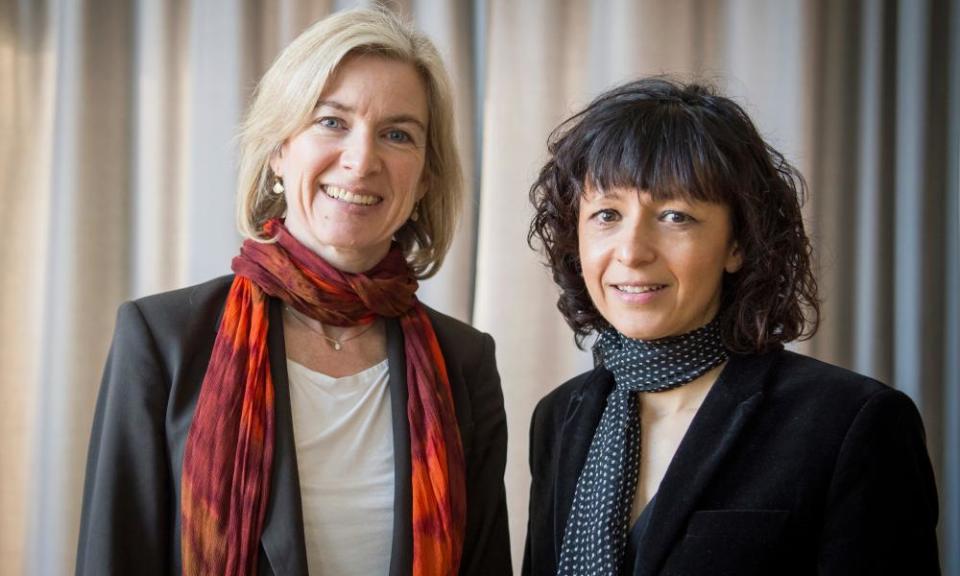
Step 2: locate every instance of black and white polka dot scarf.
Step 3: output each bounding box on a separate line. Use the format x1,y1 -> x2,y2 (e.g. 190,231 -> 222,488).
556,318 -> 728,575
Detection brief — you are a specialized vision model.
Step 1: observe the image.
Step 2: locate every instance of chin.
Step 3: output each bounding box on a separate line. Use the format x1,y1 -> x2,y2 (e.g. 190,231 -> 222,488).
604,312 -> 661,338
610,325 -> 666,341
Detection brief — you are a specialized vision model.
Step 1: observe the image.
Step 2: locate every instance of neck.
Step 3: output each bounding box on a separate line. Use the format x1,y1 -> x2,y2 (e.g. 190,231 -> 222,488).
312,244 -> 390,274
286,222 -> 390,274
640,361 -> 725,417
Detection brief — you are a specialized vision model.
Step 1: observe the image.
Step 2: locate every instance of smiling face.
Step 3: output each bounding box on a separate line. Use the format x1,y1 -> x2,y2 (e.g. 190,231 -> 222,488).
578,186 -> 743,341
269,54 -> 429,272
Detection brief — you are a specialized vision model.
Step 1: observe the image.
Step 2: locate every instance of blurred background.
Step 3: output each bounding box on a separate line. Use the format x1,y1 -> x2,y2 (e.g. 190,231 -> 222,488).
1,0 -> 958,573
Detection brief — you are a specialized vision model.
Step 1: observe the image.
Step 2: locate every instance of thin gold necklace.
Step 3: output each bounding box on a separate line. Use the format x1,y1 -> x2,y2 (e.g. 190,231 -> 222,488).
284,306 -> 376,351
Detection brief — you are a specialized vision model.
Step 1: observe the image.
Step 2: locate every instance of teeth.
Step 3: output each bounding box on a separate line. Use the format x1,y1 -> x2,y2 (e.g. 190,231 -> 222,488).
616,284 -> 664,294
323,185 -> 379,206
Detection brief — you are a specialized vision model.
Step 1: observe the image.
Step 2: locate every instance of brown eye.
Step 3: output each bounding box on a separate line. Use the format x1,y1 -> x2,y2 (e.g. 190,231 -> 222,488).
594,209 -> 620,223
660,210 -> 694,224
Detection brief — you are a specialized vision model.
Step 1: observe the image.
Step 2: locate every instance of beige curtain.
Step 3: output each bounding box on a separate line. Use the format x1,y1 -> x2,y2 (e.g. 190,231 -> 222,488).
2,0 -> 957,574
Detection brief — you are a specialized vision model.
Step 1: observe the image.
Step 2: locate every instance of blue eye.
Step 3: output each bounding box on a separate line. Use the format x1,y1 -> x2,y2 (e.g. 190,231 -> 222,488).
316,117 -> 344,129
385,129 -> 412,143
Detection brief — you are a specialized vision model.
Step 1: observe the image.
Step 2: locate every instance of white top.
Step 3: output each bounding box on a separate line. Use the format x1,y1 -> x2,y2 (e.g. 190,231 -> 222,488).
287,358 -> 394,576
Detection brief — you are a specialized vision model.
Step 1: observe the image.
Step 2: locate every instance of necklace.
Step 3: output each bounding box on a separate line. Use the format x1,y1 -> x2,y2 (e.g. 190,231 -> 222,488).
284,306 -> 377,351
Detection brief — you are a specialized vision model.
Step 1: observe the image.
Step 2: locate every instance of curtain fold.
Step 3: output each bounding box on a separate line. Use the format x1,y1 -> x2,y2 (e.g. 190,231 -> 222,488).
474,0 -> 595,561
22,1 -> 135,574
0,2 -> 53,574
1,0 -> 956,573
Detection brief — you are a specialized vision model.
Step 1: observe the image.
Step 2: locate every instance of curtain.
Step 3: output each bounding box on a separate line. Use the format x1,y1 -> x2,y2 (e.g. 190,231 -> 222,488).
1,0 -> 956,574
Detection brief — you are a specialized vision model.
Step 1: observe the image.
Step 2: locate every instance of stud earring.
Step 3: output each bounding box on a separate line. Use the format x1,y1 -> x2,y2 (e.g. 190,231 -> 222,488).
272,177 -> 285,195
410,200 -> 420,222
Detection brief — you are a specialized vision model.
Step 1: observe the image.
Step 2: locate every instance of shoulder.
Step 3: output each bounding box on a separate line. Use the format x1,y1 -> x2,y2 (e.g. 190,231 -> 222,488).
530,367 -> 611,438
760,349 -> 911,413
733,349 -> 925,447
113,275 -> 234,363
122,275 -> 233,330
129,275 -> 234,326
420,305 -> 506,426
771,349 -> 884,388
422,304 -> 493,369
534,369 -> 600,414
423,304 -> 488,347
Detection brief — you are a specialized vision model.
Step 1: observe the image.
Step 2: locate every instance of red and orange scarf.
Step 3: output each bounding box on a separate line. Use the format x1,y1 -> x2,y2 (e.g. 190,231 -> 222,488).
180,219 -> 465,575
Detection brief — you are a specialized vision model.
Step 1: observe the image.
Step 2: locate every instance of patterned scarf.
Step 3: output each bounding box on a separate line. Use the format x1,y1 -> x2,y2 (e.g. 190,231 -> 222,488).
556,319 -> 727,575
181,219 -> 466,576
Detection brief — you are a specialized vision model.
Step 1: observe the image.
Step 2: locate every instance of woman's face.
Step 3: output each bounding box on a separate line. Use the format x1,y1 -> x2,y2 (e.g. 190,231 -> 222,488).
270,54 -> 429,271
578,186 -> 742,341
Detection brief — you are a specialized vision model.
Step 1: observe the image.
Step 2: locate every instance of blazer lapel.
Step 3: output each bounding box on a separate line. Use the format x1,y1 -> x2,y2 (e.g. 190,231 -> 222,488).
632,351 -> 777,576
553,368 -> 615,555
386,317 -> 413,576
260,298 -> 310,576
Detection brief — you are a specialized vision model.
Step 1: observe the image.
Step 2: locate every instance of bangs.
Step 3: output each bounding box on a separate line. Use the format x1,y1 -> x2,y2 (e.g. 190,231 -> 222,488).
575,103 -> 735,204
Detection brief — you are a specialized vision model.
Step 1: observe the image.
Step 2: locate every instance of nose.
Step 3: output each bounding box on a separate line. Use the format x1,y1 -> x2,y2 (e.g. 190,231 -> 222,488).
615,221 -> 657,267
340,129 -> 381,176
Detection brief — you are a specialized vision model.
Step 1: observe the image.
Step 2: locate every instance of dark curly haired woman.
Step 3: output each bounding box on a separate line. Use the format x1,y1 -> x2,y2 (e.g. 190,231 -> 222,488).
522,78 -> 940,576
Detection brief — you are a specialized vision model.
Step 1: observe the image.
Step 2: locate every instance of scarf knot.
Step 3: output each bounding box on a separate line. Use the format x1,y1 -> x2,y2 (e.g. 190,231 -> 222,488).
595,318 -> 728,392
233,219 -> 419,324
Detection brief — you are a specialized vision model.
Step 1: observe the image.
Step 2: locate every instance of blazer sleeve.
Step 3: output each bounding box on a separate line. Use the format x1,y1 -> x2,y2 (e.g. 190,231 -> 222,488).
459,332 -> 513,576
76,301 -> 173,576
817,387 -> 941,575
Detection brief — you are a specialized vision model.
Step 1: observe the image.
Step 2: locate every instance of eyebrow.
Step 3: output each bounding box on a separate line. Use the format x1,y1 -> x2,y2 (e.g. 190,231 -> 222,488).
316,100 -> 427,133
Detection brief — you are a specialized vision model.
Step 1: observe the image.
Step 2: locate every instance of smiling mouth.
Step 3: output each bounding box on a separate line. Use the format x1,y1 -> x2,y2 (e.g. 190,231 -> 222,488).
322,185 -> 381,206
613,284 -> 668,294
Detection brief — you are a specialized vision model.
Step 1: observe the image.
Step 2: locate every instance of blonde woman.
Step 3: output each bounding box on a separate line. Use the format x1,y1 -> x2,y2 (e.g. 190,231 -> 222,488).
77,9 -> 510,576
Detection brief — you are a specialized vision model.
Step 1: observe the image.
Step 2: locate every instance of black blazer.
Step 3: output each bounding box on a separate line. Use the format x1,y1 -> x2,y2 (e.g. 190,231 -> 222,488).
76,275 -> 512,576
523,349 -> 940,576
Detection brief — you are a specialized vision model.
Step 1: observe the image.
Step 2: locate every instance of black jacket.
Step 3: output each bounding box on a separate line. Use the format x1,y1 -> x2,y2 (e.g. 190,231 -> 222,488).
523,349 -> 940,576
76,275 -> 512,575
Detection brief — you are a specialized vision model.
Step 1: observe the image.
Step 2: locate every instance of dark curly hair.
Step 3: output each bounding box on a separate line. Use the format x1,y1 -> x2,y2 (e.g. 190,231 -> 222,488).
528,77 -> 819,353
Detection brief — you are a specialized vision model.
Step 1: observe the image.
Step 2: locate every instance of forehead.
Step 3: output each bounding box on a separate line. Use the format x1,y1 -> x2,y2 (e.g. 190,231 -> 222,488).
581,180 -> 697,204
318,54 -> 428,122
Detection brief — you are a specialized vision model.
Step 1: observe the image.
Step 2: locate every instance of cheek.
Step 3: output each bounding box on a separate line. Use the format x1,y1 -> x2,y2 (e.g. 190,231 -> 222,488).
679,249 -> 729,294
402,157 -> 428,196
288,139 -> 336,179
577,233 -> 602,290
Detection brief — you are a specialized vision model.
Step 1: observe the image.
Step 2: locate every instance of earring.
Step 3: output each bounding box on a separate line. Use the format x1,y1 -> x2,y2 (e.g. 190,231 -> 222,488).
410,200 -> 420,222
272,177 -> 285,195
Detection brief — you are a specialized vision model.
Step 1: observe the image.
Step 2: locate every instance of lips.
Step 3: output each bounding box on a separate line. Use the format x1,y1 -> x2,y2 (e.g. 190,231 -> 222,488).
322,184 -> 381,206
613,283 -> 668,294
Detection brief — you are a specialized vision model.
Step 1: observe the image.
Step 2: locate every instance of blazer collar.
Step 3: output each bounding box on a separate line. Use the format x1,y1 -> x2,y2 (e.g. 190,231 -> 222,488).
260,298 -> 310,576
386,317 -> 413,576
554,367 -> 616,552
553,350 -> 778,575
632,350 -> 776,576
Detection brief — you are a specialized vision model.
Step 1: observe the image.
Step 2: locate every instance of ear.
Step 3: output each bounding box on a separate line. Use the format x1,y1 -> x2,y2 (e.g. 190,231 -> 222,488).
725,241 -> 744,273
416,173 -> 429,201
268,144 -> 285,178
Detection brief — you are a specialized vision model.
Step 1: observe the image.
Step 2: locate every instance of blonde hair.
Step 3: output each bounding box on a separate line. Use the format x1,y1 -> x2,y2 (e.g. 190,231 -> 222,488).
236,8 -> 462,278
